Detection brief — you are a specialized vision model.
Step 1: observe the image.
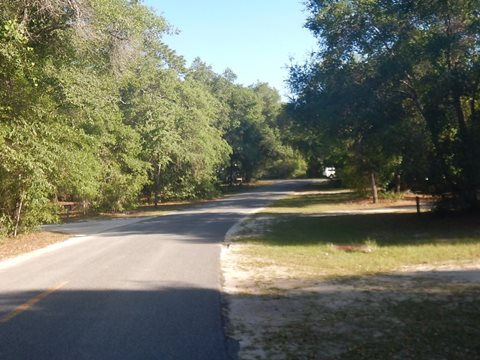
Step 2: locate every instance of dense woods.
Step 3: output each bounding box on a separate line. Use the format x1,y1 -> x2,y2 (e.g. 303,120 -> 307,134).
0,0 -> 303,236
287,0 -> 480,208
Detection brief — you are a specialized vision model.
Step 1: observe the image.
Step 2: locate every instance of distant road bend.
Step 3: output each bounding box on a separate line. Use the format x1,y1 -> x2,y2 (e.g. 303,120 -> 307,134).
0,180 -> 309,360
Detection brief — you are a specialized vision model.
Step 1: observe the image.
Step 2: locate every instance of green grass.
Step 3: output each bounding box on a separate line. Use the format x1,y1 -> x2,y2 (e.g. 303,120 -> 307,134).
265,180 -> 431,214
242,212 -> 480,278
268,190 -> 363,213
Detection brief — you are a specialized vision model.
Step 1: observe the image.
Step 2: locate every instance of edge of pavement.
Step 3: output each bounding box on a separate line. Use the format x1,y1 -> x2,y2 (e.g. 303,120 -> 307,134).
0,215 -> 156,271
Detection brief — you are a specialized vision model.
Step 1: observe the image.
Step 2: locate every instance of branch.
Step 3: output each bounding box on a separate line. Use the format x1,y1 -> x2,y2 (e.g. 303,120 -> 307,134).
399,76 -> 426,119
18,0 -> 30,28
371,25 -> 394,55
471,73 -> 480,122
28,24 -> 69,42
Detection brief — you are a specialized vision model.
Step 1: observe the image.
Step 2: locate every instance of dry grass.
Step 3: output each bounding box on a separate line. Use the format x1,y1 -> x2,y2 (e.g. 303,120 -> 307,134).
0,232 -> 70,261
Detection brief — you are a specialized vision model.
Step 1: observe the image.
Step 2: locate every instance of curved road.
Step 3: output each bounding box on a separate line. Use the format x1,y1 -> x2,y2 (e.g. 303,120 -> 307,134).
0,180 -> 308,360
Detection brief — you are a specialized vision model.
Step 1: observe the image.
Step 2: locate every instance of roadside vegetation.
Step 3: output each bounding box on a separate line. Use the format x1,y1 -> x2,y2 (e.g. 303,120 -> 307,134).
242,213 -> 480,279
0,0 -> 305,237
286,0 -> 480,210
2,0 -> 479,356
0,180 -> 278,261
223,181 -> 480,359
264,182 -> 432,214
2,0 -> 478,240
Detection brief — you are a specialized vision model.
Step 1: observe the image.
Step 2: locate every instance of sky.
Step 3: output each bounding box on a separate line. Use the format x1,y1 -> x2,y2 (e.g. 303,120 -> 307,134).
142,0 -> 317,100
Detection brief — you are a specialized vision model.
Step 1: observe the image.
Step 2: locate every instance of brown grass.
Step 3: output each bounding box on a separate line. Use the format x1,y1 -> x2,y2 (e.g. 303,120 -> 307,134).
0,232 -> 70,261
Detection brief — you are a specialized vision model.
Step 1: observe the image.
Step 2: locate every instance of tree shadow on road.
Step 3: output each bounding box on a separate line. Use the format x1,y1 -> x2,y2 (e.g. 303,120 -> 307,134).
0,286 -> 235,360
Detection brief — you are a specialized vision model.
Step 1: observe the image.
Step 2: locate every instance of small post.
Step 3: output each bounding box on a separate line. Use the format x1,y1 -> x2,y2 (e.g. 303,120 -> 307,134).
416,196 -> 420,214
370,172 -> 378,204
13,195 -> 24,237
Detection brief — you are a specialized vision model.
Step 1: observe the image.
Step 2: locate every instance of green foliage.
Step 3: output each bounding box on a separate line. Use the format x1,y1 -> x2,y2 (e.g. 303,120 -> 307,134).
262,147 -> 307,179
289,0 -> 480,208
189,64 -> 300,182
0,0 -> 155,232
0,0 -> 298,235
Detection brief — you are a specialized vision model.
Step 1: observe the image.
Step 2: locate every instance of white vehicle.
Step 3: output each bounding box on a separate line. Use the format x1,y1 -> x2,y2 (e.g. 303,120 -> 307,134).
323,167 -> 336,178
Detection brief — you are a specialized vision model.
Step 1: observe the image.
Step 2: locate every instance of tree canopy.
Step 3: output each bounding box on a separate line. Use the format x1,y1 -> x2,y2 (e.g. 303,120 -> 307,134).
288,0 -> 480,208
0,0 -> 305,236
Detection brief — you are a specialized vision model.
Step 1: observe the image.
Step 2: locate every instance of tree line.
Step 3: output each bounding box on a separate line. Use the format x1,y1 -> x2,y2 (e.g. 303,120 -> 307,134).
287,0 -> 480,209
4,0 -> 476,236
0,0 -> 305,236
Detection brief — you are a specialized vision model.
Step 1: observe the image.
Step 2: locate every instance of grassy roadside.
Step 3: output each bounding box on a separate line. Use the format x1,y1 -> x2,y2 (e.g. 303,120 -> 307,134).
60,180 -> 273,221
241,212 -> 480,279
60,201 -> 199,221
265,181 -> 433,214
223,181 -> 480,359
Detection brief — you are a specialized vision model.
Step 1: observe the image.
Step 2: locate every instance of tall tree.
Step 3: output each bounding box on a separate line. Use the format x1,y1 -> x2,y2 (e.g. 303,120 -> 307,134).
289,0 -> 480,207
0,0 -> 170,233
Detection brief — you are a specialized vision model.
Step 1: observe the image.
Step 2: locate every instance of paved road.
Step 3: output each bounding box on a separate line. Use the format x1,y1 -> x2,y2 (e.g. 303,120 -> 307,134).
0,180 -> 309,360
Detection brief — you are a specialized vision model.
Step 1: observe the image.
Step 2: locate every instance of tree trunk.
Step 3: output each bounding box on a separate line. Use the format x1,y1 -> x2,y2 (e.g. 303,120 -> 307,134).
13,194 -> 24,237
453,95 -> 467,136
395,174 -> 401,193
229,157 -> 234,185
370,172 -> 378,204
154,163 -> 161,208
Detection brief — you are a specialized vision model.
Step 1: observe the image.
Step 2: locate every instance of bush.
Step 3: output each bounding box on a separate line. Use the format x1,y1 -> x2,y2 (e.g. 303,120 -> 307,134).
263,150 -> 307,179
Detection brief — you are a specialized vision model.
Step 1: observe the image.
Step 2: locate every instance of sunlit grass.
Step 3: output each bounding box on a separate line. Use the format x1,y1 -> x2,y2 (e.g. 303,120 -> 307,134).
257,286 -> 480,360
241,212 -> 480,278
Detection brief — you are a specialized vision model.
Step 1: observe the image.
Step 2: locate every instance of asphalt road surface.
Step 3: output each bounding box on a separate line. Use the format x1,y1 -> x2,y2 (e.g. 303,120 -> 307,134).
0,180 -> 309,360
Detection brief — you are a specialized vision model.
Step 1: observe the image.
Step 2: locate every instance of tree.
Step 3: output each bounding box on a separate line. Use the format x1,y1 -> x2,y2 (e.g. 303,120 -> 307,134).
0,0 -> 303,236
289,0 -> 480,207
0,0 -> 168,233
189,61 -> 306,182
